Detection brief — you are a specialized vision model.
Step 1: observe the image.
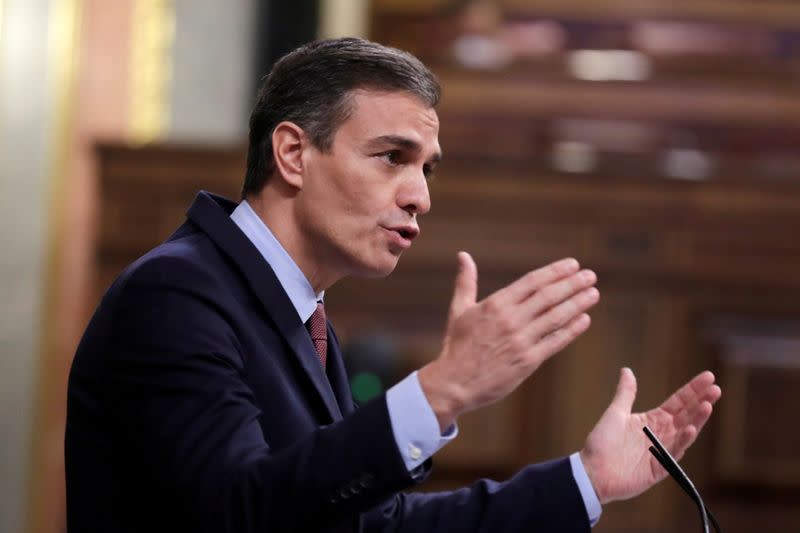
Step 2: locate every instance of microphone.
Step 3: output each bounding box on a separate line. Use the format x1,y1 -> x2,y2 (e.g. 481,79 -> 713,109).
642,426 -> 722,533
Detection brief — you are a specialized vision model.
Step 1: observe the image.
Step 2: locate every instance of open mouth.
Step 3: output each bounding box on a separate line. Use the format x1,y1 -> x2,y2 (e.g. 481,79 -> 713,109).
381,226 -> 418,248
387,226 -> 419,240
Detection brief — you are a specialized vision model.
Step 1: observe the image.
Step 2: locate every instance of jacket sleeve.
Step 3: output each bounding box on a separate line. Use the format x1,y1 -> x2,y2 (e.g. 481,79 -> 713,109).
362,458 -> 591,533
104,257 -> 421,532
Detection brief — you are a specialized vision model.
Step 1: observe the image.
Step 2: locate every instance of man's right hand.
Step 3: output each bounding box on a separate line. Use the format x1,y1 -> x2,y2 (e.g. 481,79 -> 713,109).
418,252 -> 599,432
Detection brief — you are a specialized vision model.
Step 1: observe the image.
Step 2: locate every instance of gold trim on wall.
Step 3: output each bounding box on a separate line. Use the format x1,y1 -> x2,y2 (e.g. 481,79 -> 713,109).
129,0 -> 175,144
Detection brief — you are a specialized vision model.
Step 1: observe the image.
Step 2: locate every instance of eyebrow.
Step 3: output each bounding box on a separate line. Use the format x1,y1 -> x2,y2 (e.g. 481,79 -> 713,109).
368,135 -> 443,163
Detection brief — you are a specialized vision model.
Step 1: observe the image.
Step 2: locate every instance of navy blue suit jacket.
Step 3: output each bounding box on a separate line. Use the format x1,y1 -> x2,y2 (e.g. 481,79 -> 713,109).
65,191 -> 590,532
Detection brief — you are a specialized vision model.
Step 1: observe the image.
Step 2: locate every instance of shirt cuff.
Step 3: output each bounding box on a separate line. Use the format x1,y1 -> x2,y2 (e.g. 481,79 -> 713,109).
569,452 -> 602,527
386,371 -> 458,473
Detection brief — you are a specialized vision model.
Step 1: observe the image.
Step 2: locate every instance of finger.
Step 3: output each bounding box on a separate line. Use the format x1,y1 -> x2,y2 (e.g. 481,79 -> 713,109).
493,258 -> 580,306
657,401 -> 714,463
525,286 -> 599,340
689,401 -> 714,436
519,269 -> 597,323
675,400 -> 713,436
673,387 -> 719,428
448,251 -> 478,318
610,367 -> 638,413
669,424 -> 698,461
706,384 -> 722,405
660,371 -> 717,417
527,312 -> 591,365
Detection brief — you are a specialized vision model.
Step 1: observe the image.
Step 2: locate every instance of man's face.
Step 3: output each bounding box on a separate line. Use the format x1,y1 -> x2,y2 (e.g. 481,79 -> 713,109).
296,89 -> 441,283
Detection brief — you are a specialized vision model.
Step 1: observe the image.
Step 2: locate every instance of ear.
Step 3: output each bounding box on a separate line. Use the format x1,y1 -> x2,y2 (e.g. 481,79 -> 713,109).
271,121 -> 308,189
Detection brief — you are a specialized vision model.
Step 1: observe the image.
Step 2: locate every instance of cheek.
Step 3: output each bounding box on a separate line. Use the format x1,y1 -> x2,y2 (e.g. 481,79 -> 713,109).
333,181 -> 390,225
308,159 -> 397,237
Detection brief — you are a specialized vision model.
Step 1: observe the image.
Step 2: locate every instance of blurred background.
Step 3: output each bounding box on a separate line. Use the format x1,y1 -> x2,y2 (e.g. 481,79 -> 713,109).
3,0 -> 800,531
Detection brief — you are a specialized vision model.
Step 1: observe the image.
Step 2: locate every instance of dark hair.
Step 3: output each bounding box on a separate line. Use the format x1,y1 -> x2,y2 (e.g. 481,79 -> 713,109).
241,37 -> 441,197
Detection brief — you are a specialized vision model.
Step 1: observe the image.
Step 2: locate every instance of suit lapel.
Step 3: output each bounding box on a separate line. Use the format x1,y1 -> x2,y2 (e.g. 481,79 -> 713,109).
184,191 -> 342,421
326,325 -> 355,416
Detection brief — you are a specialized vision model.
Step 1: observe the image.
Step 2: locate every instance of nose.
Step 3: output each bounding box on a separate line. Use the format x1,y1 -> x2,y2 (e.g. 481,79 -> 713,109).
397,169 -> 431,216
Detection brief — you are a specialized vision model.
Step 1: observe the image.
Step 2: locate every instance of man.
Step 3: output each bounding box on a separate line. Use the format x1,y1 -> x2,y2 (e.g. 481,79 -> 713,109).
66,38 -> 721,532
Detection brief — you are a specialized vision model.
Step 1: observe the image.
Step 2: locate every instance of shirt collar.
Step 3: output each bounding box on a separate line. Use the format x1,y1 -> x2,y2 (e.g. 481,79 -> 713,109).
230,199 -> 323,323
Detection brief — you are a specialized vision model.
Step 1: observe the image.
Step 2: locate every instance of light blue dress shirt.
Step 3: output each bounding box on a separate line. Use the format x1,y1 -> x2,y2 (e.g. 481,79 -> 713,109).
230,199 -> 601,526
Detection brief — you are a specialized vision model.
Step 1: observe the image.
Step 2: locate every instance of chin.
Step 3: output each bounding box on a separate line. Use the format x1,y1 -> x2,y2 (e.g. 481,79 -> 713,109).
352,253 -> 402,279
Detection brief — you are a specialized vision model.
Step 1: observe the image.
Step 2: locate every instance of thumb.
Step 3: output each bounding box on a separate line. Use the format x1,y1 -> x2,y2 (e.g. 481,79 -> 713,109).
449,251 -> 478,318
610,367 -> 637,413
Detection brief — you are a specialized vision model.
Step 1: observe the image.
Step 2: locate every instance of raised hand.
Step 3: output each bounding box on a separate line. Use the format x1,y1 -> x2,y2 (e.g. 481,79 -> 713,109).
580,368 -> 722,503
419,251 -> 600,431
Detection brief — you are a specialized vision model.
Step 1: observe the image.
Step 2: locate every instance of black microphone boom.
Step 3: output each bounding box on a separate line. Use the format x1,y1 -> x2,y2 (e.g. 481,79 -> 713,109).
642,426 -> 722,533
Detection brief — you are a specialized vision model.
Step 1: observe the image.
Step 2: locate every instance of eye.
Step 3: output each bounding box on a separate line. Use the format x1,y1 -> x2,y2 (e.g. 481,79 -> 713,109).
423,164 -> 436,180
378,150 -> 402,166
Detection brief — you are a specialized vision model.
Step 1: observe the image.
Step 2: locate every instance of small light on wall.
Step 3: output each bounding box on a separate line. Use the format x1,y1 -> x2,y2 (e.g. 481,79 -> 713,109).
453,34 -> 513,70
662,148 -> 714,181
567,49 -> 651,82
551,141 -> 597,174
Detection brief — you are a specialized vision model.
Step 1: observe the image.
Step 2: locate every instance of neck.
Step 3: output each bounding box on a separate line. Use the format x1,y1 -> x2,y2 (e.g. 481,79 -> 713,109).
246,187 -> 341,293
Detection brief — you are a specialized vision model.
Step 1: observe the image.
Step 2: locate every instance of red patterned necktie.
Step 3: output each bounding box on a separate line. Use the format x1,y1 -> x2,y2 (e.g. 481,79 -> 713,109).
306,302 -> 328,368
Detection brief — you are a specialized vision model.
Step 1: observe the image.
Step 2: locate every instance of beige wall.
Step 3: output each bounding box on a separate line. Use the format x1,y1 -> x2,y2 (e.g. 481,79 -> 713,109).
0,1 -> 64,531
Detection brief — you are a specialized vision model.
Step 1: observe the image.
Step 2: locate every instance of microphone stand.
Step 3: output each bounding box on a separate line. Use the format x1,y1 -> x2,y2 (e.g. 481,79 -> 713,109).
643,426 -> 722,533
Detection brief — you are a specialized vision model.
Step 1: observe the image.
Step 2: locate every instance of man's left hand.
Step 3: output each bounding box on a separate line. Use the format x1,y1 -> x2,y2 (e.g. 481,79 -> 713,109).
579,368 -> 722,504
